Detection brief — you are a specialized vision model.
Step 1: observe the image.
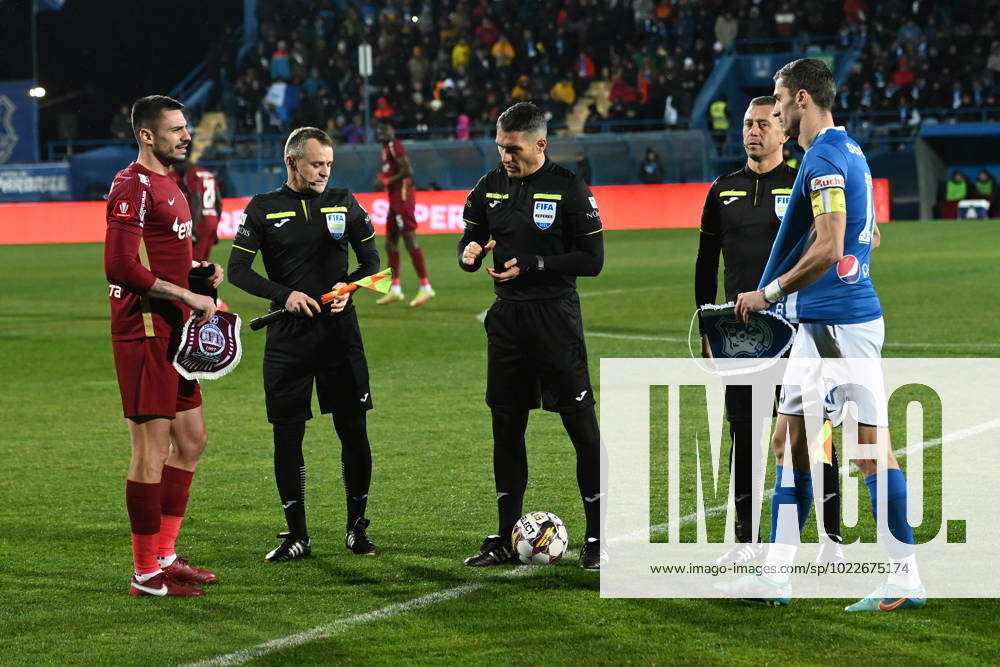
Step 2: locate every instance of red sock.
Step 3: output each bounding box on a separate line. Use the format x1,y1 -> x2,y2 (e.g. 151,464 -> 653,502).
388,249 -> 401,287
157,465 -> 194,558
126,480 -> 161,574
408,246 -> 428,282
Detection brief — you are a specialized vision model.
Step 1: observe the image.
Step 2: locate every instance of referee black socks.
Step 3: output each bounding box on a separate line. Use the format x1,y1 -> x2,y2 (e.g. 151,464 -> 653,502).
273,421 -> 309,539
333,413 -> 373,529
561,408 -> 602,540
491,409 -> 529,537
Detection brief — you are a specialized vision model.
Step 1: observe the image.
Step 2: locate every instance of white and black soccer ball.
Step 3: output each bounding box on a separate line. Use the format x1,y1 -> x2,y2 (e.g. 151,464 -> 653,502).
511,511 -> 569,565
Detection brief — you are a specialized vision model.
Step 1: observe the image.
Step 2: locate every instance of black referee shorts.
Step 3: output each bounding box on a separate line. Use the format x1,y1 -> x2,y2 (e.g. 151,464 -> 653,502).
484,292 -> 594,413
263,306 -> 372,424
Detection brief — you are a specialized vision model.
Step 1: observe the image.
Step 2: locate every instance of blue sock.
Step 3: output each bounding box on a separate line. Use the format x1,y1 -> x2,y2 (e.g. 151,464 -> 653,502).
770,465 -> 800,543
865,469 -> 914,556
793,468 -> 813,533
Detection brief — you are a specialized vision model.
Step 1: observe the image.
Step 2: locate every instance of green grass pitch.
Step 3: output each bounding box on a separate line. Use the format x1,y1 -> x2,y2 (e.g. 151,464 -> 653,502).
1,222 -> 998,664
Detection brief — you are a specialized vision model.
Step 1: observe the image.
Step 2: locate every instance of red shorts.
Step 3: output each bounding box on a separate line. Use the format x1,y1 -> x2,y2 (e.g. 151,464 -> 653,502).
112,336 -> 202,419
387,188 -> 417,239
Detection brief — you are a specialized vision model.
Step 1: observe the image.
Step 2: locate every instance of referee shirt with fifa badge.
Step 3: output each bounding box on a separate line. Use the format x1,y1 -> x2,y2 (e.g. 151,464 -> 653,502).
695,162 -> 797,307
228,184 -> 379,312
458,158 -> 604,298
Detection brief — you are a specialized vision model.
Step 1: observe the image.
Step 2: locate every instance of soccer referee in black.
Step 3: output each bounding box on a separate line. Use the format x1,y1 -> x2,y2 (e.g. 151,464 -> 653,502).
695,96 -> 842,565
228,127 -> 381,562
458,102 -> 605,570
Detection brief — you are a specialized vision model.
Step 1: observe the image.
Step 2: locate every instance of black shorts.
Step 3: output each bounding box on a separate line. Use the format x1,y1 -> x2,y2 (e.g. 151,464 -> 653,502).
263,306 -> 372,424
724,382 -> 783,422
484,293 -> 594,413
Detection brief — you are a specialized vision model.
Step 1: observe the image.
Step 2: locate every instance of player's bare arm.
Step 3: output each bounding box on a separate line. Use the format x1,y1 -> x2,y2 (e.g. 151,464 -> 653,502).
146,278 -> 218,324
385,154 -> 414,185
735,211 -> 845,322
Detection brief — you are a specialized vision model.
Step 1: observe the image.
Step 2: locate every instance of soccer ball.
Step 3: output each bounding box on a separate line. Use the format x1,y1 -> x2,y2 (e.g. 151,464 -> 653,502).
511,511 -> 569,565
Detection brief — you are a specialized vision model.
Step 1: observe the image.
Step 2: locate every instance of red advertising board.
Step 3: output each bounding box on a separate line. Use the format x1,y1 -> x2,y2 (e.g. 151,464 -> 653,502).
0,181 -> 890,245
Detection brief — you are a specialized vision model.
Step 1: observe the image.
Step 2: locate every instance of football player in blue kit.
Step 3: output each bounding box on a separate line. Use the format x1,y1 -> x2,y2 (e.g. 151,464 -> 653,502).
729,58 -> 925,612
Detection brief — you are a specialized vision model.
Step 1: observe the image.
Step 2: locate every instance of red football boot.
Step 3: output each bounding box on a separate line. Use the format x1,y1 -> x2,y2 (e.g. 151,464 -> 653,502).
163,557 -> 217,584
129,571 -> 204,597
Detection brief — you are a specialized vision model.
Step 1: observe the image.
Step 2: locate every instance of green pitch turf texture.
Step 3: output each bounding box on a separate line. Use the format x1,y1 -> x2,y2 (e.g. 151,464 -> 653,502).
1,222 -> 998,665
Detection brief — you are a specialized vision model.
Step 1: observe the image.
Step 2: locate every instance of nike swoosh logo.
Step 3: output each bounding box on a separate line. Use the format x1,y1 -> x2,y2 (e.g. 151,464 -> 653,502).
878,598 -> 908,611
496,491 -> 510,500
575,390 -> 588,401
360,393 -> 369,402
723,197 -> 738,206
131,581 -> 168,596
274,218 -> 290,227
822,493 -> 837,503
584,493 -> 603,503
489,201 -> 499,208
168,197 -> 176,206
282,500 -> 297,509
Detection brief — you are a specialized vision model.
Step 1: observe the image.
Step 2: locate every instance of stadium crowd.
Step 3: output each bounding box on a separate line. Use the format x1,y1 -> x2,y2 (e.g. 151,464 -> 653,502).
837,0 -> 1000,124
109,0 -> 1000,147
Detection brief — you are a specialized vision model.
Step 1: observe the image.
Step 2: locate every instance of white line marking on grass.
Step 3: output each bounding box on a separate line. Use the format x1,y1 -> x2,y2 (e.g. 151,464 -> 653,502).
194,418 -> 1000,666
586,331 -> 686,343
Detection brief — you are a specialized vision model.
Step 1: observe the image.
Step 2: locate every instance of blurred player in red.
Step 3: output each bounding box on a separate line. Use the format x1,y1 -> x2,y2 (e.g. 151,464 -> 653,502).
104,95 -> 223,597
171,160 -> 222,263
373,121 -> 435,306
172,160 -> 228,310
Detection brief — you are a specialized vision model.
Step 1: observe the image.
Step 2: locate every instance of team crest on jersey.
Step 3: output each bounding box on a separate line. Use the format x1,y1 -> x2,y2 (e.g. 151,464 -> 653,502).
326,212 -> 347,239
774,195 -> 790,219
533,201 -> 556,230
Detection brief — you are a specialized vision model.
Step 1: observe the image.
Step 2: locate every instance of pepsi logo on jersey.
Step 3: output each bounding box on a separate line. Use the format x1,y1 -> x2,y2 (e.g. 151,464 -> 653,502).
836,254 -> 868,284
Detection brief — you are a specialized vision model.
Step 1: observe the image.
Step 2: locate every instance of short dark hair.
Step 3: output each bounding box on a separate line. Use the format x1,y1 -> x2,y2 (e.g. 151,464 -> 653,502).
131,95 -> 184,142
749,95 -> 777,107
496,102 -> 547,136
773,58 -> 835,111
284,126 -> 334,159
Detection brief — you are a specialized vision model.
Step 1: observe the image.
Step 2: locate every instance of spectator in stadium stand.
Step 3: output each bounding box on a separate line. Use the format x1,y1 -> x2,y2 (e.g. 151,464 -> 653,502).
511,75 -> 531,102
988,42 -> 1000,85
639,148 -> 664,185
491,33 -> 515,70
583,103 -> 604,134
774,3 -> 797,38
408,46 -> 429,89
893,59 -> 915,90
452,36 -> 472,69
574,51 -> 595,91
110,105 -> 132,139
950,81 -> 965,110
715,10 -> 738,50
475,16 -> 499,45
550,76 -> 576,121
270,40 -> 292,81
456,113 -> 471,140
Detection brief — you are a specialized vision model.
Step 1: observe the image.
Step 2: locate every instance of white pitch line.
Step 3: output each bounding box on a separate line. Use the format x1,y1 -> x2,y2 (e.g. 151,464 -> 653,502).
586,331 -> 687,343
192,414 -> 1000,666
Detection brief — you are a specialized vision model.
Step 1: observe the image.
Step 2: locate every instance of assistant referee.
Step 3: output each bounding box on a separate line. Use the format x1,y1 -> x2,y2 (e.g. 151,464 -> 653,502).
695,95 -> 841,565
228,127 -> 382,562
458,102 -> 605,570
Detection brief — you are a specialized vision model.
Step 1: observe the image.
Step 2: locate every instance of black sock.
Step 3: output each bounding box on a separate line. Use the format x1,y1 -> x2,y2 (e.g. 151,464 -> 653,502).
729,420 -> 756,543
273,421 -> 308,539
492,408 -> 529,538
820,443 -> 842,542
333,412 -> 372,529
561,408 -> 602,540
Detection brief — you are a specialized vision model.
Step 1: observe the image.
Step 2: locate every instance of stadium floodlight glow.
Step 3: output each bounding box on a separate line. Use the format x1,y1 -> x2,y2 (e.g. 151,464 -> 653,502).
28,87 -> 46,98
411,15 -> 418,22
